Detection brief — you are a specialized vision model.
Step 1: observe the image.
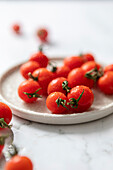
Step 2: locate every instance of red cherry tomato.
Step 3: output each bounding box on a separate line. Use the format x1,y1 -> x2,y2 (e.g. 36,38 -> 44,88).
18,80 -> 42,103
20,61 -> 40,79
98,71 -> 113,95
64,56 -> 84,70
0,145 -> 4,158
68,68 -> 94,89
0,102 -> 12,127
48,77 -> 71,95
4,155 -> 33,170
29,47 -> 49,68
67,85 -> 94,113
37,28 -> 48,42
81,61 -> 101,73
46,92 -> 68,114
32,68 -> 54,95
12,24 -> 20,34
104,64 -> 113,73
53,65 -> 71,78
82,53 -> 95,62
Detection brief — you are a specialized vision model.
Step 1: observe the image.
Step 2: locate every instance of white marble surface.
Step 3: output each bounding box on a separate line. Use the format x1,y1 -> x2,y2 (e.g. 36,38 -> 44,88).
0,1 -> 113,170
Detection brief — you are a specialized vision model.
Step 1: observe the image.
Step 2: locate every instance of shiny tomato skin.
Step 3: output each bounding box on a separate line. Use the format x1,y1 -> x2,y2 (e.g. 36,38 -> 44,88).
4,155 -> 33,170
18,80 -> 42,103
104,64 -> 113,73
82,53 -> 95,62
37,28 -> 48,42
98,71 -> 113,95
33,68 -> 54,95
67,86 -> 94,113
29,51 -> 48,68
81,61 -> 101,73
20,61 -> 40,79
68,68 -> 94,89
48,77 -> 67,95
64,56 -> 84,70
56,65 -> 71,78
46,92 -> 68,114
0,102 -> 12,125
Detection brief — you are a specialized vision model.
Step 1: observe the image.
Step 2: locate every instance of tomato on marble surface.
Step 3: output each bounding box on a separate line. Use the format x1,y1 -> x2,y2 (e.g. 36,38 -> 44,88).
4,155 -> 33,170
37,28 -> 48,42
12,24 -> 20,34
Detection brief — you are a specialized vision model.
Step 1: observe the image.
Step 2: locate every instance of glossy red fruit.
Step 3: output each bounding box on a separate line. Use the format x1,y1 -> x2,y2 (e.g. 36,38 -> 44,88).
32,68 -> 54,95
98,71 -> 113,95
0,102 -> 12,126
4,155 -> 33,170
68,68 -> 94,89
12,24 -> 20,34
67,85 -> 94,113
29,46 -> 49,68
104,64 -> 113,73
53,65 -> 71,78
37,28 -> 48,42
64,56 -> 84,70
18,80 -> 42,103
82,53 -> 95,62
20,61 -> 40,79
81,61 -> 101,73
46,92 -> 68,114
48,77 -> 71,95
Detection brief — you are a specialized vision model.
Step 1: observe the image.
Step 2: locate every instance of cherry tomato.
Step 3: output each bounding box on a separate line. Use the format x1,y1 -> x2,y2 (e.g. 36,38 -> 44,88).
12,24 -> 20,34
48,77 -> 71,95
0,102 -> 12,128
67,85 -> 94,113
32,68 -> 54,95
29,46 -> 49,68
4,155 -> 33,170
104,64 -> 113,73
37,28 -> 48,42
68,68 -> 94,89
64,56 -> 84,70
51,65 -> 71,78
20,61 -> 40,79
82,53 -> 95,62
46,92 -> 68,114
98,71 -> 113,95
81,61 -> 101,73
18,80 -> 42,103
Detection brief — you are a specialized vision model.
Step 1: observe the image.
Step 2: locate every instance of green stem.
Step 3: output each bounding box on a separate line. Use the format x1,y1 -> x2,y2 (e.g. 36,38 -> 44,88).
0,118 -> 11,129
62,81 -> 71,95
28,72 -> 39,81
23,88 -> 42,99
67,89 -> 84,109
56,97 -> 69,110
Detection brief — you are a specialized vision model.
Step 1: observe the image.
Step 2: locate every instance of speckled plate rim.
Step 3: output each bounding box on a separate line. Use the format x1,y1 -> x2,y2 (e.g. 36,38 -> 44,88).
0,59 -> 113,124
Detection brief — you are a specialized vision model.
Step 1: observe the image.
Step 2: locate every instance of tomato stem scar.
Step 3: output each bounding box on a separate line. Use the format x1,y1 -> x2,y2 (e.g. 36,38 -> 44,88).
56,97 -> 69,110
0,118 -> 11,129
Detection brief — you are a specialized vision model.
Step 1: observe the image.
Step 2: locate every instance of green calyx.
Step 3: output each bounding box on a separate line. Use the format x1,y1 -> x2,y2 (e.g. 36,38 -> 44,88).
39,44 -> 43,52
23,88 -> 42,99
0,118 -> 11,129
56,97 -> 69,110
28,72 -> 39,81
67,89 -> 84,109
62,81 -> 71,94
85,66 -> 104,82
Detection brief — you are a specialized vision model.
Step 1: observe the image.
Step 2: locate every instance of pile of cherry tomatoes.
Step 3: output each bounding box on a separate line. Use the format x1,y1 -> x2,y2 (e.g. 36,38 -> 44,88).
18,47 -> 113,114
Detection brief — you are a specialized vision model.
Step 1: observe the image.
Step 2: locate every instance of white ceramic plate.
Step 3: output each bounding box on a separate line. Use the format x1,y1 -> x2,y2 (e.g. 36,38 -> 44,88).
0,58 -> 113,125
